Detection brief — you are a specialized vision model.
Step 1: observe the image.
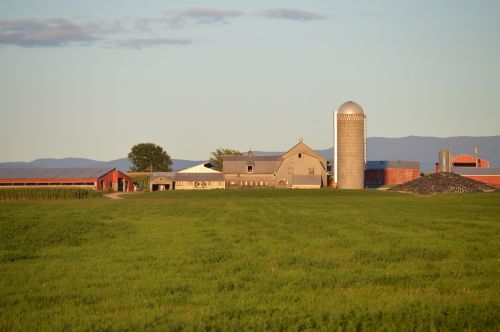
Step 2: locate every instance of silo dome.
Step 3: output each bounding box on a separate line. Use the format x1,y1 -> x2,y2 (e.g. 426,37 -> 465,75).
338,101 -> 364,115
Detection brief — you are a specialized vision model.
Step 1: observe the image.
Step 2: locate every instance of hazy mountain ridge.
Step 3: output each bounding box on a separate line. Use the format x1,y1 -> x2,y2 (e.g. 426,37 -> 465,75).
1,136 -> 498,172
0,158 -> 204,172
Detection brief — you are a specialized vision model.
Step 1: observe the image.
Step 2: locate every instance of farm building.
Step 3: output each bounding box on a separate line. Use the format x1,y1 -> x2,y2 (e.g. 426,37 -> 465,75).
149,172 -> 176,191
223,140 -> 328,188
149,163 -> 224,191
454,167 -> 500,187
174,173 -> 225,190
452,153 -> 489,168
365,161 -> 420,186
0,168 -> 133,192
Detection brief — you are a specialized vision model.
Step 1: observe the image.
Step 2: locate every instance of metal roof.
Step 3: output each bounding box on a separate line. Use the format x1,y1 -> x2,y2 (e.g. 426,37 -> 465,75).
337,101 -> 364,115
150,172 -> 176,181
174,173 -> 224,181
0,168 -> 114,180
366,160 -> 420,170
454,167 -> 500,176
222,155 -> 282,162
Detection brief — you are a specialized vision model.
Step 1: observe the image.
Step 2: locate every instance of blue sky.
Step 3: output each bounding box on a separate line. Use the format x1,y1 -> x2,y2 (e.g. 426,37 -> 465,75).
1,0 -> 499,161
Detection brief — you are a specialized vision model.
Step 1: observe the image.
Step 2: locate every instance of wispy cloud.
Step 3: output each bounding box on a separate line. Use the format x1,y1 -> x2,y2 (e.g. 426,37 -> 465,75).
112,37 -> 192,49
0,7 -> 326,49
0,18 -> 120,47
177,7 -> 243,24
135,7 -> 244,30
259,8 -> 328,21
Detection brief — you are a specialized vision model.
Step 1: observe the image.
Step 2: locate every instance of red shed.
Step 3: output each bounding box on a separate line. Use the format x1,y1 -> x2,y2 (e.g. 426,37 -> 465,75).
0,168 -> 133,192
365,161 -> 420,187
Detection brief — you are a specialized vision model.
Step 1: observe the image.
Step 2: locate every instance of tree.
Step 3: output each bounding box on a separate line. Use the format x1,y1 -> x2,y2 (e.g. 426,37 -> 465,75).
128,143 -> 172,172
209,148 -> 242,171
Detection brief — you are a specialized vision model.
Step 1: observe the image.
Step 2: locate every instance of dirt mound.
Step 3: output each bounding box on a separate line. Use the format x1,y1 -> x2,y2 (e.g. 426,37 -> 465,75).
389,172 -> 498,194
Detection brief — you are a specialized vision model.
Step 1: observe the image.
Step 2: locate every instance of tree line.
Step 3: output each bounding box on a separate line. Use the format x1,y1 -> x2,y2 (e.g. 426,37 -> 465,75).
128,143 -> 242,172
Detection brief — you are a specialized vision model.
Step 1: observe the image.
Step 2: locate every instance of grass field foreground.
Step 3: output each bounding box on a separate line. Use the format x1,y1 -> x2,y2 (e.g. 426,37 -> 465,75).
1,190 -> 499,330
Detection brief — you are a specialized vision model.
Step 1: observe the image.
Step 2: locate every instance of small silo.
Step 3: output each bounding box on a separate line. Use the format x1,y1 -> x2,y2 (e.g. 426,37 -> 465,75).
334,101 -> 367,189
438,149 -> 453,173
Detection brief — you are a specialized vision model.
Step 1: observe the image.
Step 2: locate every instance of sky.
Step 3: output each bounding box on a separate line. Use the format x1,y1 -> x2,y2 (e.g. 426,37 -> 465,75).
1,0 -> 499,162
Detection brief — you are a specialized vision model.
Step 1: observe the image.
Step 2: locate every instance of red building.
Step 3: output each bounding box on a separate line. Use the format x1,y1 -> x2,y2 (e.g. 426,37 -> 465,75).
0,168 -> 133,192
452,153 -> 489,168
365,161 -> 420,187
454,167 -> 500,187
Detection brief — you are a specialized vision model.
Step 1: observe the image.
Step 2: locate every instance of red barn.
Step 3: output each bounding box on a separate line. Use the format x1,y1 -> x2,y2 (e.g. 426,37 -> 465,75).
0,168 -> 133,192
365,161 -> 420,187
452,153 -> 489,168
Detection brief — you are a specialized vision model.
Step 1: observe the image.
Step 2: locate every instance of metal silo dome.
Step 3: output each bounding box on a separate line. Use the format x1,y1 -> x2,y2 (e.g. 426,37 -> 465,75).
337,101 -> 364,115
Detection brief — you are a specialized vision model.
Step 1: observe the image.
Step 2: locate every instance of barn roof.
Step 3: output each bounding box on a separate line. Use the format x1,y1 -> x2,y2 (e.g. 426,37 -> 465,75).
366,161 -> 420,170
454,167 -> 500,176
174,173 -> 224,181
0,168 -> 114,179
150,172 -> 176,181
222,155 -> 281,162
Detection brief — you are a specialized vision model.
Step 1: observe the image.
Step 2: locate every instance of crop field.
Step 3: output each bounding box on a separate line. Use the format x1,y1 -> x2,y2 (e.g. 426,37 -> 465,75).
1,190 -> 499,330
0,187 -> 102,201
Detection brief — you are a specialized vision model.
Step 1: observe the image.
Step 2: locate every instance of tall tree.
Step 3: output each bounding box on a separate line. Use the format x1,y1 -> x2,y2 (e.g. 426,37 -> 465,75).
209,148 -> 242,171
128,143 -> 172,172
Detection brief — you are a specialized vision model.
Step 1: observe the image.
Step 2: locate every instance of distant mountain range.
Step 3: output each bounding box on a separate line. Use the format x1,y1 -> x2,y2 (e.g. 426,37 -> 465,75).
1,136 -> 499,173
0,158 -> 204,172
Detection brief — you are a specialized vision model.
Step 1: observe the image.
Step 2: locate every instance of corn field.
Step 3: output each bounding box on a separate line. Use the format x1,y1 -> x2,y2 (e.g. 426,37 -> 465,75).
0,188 -> 103,200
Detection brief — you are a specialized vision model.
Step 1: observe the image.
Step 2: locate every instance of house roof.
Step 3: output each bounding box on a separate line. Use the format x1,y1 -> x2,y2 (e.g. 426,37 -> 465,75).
366,160 -> 420,170
0,168 -> 114,180
174,173 -> 224,181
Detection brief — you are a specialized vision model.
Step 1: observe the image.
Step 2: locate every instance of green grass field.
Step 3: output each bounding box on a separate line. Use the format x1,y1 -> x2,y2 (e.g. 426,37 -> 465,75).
1,190 -> 499,331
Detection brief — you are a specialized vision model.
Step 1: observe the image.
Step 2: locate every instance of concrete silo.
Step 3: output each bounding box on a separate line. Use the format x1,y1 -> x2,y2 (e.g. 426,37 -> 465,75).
334,101 -> 367,189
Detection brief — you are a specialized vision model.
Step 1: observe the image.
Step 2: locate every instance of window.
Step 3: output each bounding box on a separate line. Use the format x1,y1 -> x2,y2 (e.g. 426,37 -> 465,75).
247,165 -> 253,173
308,167 -> 315,175
299,153 -> 302,158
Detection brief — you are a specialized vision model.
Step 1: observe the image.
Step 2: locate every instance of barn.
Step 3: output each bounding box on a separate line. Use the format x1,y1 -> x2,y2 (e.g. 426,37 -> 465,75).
148,162 -> 225,191
452,153 -> 489,168
0,168 -> 134,192
365,161 -> 420,187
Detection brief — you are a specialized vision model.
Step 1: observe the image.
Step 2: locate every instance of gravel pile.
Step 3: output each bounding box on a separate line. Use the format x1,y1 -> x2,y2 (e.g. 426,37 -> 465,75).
389,172 -> 498,194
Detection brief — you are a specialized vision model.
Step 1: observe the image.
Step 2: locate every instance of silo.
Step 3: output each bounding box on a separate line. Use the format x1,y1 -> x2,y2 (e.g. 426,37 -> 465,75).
438,149 -> 453,173
334,101 -> 366,189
